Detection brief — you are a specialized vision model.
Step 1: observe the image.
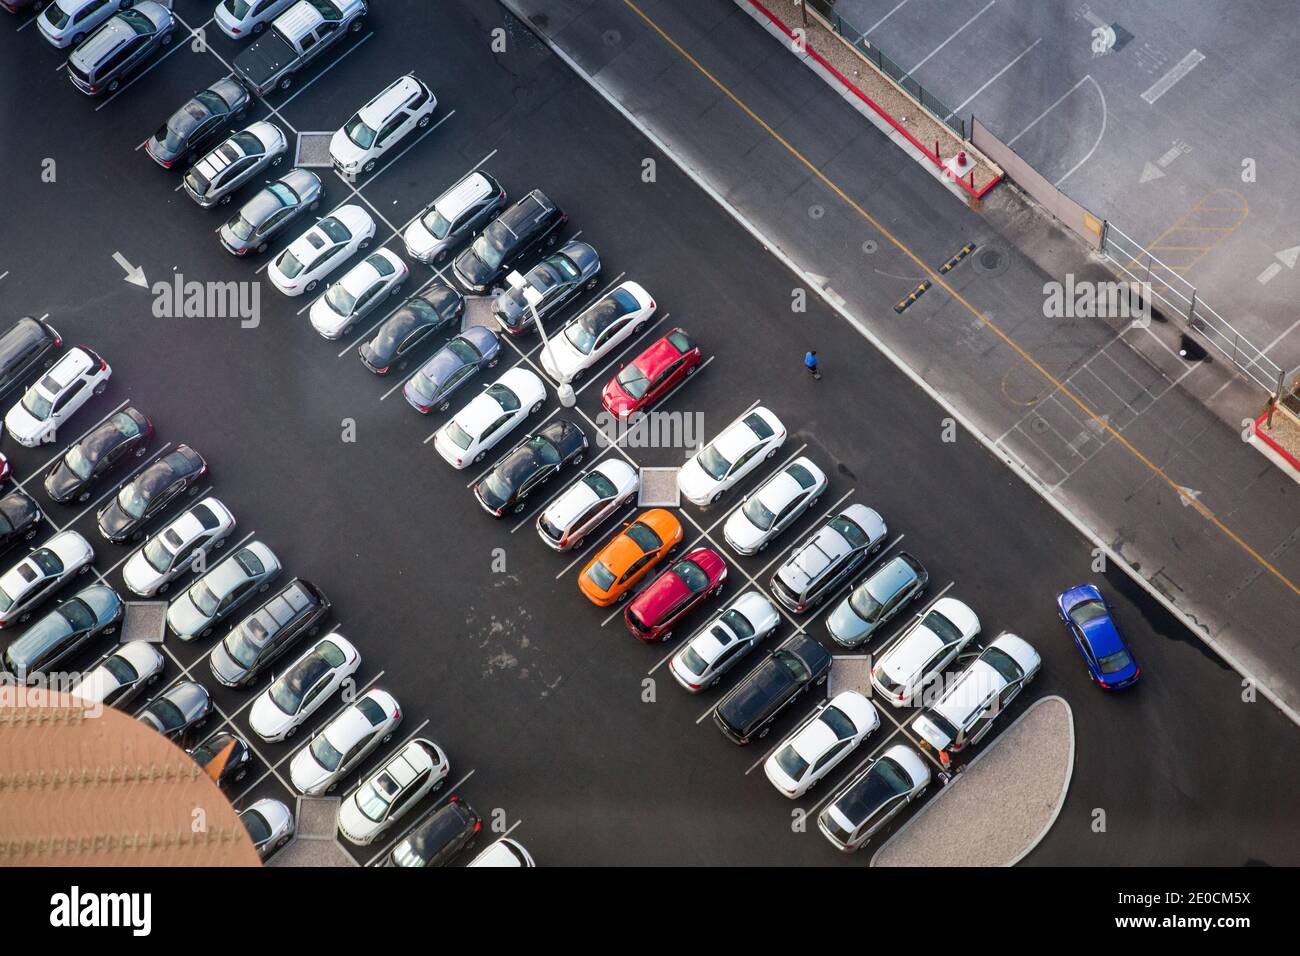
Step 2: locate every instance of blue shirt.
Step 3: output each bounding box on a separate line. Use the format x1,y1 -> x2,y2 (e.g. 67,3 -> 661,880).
804,352 -> 817,369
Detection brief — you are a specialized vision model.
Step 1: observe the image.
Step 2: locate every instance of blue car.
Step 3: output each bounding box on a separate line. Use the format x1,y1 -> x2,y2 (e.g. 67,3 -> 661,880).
1056,584 -> 1140,690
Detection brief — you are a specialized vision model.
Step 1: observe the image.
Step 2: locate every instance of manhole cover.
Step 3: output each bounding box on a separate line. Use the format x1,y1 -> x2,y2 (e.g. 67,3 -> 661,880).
638,467 -> 680,507
973,247 -> 1009,277
294,132 -> 335,168
120,602 -> 167,645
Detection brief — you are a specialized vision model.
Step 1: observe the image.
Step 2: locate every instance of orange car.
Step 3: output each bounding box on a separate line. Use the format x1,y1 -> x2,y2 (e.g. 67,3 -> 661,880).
579,509 -> 684,607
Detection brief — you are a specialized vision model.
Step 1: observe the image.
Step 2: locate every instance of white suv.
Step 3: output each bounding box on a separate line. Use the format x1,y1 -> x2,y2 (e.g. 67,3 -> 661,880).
330,73 -> 437,176
337,737 -> 449,845
5,347 -> 111,448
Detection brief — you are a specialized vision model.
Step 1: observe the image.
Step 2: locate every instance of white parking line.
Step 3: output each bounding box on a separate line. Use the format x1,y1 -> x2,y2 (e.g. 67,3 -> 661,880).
274,31 -> 374,113
946,37 -> 1040,119
1007,75 -> 1090,145
907,1 -> 994,75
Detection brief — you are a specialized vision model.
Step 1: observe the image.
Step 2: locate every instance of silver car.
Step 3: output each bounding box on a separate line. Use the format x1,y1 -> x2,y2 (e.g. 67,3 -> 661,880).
826,552 -> 929,649
402,326 -> 501,414
70,639 -> 165,710
239,797 -> 295,859
183,121 -> 288,208
220,169 -> 323,256
402,170 -> 507,264
66,1 -> 174,96
166,540 -> 281,641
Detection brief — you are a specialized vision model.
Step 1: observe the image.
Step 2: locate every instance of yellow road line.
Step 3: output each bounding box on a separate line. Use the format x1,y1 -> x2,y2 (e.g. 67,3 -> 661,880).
620,0 -> 1299,599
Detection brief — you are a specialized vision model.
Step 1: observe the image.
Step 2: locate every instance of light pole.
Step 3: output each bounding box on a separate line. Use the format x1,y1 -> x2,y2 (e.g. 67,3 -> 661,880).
507,270 -> 576,408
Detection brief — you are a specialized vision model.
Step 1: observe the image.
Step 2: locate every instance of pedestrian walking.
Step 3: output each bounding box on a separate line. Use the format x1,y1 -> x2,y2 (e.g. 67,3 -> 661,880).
804,350 -> 820,380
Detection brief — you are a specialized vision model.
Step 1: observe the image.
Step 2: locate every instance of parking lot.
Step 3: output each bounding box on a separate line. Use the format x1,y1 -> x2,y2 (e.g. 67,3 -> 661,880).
1,0 -> 1298,866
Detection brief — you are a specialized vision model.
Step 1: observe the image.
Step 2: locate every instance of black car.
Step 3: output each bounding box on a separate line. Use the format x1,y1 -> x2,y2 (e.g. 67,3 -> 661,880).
0,490 -> 42,555
0,316 -> 61,404
451,189 -> 567,294
97,445 -> 207,544
492,240 -> 601,335
189,731 -> 253,788
207,579 -> 331,688
138,680 -> 212,743
473,418 -> 587,517
358,282 -> 465,375
388,796 -> 481,867
45,406 -> 153,504
146,77 -> 251,169
713,634 -> 833,744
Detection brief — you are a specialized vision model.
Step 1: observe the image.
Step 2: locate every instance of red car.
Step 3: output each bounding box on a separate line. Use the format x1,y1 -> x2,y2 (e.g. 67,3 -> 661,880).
601,328 -> 702,419
624,546 -> 727,642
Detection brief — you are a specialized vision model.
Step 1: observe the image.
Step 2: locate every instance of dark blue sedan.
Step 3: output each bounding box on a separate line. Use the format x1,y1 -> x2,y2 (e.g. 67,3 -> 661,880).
1056,584 -> 1140,690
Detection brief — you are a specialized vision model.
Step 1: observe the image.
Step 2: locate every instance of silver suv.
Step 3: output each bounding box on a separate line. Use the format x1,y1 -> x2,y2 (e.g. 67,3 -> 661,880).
402,171 -> 507,264
770,503 -> 887,613
183,122 -> 288,208
67,0 -> 174,96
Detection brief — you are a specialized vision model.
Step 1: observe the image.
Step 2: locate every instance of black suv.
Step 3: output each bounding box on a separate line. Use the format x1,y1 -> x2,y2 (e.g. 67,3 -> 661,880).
0,490 -> 43,556
451,189 -> 567,294
45,406 -> 153,504
713,634 -> 832,744
387,796 -> 481,867
207,579 -> 331,688
0,316 -> 61,404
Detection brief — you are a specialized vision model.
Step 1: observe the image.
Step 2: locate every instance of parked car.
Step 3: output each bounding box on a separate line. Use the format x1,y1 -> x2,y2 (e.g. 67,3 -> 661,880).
66,1 -> 174,96
4,346 -> 111,448
289,688 -> 401,795
2,584 -> 122,681
166,540 -> 281,641
540,281 -> 656,383
69,639 -> 164,709
764,691 -> 879,798
248,633 -> 360,742
213,0 -> 296,39
536,458 -> 638,551
817,744 -> 930,852
451,188 -> 567,294
137,680 -> 212,743
268,204 -> 375,296
358,282 -> 464,375
183,121 -> 287,208
40,0 -> 129,50
232,0 -> 367,95
432,367 -> 546,469
219,168 -> 323,256
467,837 -> 535,867
870,597 -> 981,707
189,731 -> 253,788
1056,583 -> 1140,690
826,552 -> 929,649
600,328 -> 701,420
337,738 -> 449,845
770,504 -> 888,613
0,490 -> 43,556
578,508 -> 682,607
624,547 -> 727,643
239,797 -> 295,859
473,418 -> 587,517
309,248 -> 409,340
677,406 -> 786,506
331,73 -> 437,176
146,77 -> 251,168
0,317 -> 62,406
914,633 -> 1041,756
713,634 -> 832,744
44,406 -> 152,504
0,531 -> 94,628
723,456 -> 827,555
402,327 -> 499,413
208,578 -> 331,688
121,497 -> 235,598
403,170 -> 506,264
492,240 -> 601,335
387,796 -> 480,867
97,445 -> 207,544
668,591 -> 780,692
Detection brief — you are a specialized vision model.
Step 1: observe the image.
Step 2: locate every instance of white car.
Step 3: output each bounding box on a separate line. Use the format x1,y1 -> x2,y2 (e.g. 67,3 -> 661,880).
248,633 -> 361,742
337,737 -> 449,845
121,497 -> 235,598
539,281 -> 656,384
268,204 -> 376,296
818,744 -> 930,852
668,590 -> 780,692
677,406 -> 786,506
39,0 -> 127,48
535,458 -> 638,551
5,347 -> 111,448
69,639 -> 165,710
433,367 -> 547,469
0,531 -> 94,628
467,838 -> 535,867
723,456 -> 827,555
870,597 -> 982,707
764,691 -> 880,798
289,687 -> 402,795
330,73 -> 437,176
240,797 -> 295,860
912,633 -> 1040,755
309,248 -> 408,339
213,0 -> 296,39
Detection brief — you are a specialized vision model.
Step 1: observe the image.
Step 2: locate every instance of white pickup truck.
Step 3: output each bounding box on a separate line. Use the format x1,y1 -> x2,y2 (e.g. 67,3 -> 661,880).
232,0 -> 367,95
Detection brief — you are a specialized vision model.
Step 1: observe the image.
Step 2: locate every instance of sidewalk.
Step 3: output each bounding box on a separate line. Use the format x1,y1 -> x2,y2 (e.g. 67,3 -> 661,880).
498,0 -> 1300,722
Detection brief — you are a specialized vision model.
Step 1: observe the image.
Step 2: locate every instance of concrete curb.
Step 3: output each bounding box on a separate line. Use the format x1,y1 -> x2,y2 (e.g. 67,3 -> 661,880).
494,0 -> 1300,732
868,695 -> 1075,867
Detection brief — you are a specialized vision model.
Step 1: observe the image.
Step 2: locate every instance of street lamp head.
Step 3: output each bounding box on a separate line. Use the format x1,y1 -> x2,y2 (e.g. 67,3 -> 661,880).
523,286 -> 545,308
505,270 -> 527,291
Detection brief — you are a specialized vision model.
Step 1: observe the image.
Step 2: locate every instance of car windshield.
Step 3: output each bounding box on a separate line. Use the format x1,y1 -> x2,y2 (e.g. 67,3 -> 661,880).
229,214 -> 256,242
142,536 -> 175,574
224,0 -> 252,18
718,608 -> 755,640
774,746 -> 809,781
837,757 -> 910,822
920,609 -> 962,646
586,561 -> 616,592
309,733 -> 345,772
829,514 -> 869,549
849,584 -> 883,623
356,778 -> 395,822
673,560 -> 710,593
486,383 -> 520,412
344,114 -> 377,149
481,472 -> 514,504
741,495 -> 776,531
1099,648 -> 1134,674
241,809 -> 271,843
63,444 -> 95,481
624,521 -> 662,553
470,222 -> 511,270
60,598 -> 96,633
226,619 -> 271,669
148,698 -> 184,730
563,318 -> 597,355
615,363 -> 650,399
191,580 -> 221,618
420,207 -> 452,240
318,218 -> 352,243
679,645 -> 709,676
820,705 -> 857,740
582,470 -> 616,500
324,284 -> 357,316
697,444 -> 732,481
21,388 -> 52,421
44,4 -> 70,29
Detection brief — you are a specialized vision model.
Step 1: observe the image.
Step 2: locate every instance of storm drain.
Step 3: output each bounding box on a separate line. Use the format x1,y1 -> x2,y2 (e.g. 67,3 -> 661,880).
294,132 -> 335,168
120,602 -> 167,645
638,467 -> 680,507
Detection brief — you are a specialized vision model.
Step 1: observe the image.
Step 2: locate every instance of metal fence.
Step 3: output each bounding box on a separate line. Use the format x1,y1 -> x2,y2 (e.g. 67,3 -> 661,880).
804,0 -> 964,137
1101,223 -> 1285,396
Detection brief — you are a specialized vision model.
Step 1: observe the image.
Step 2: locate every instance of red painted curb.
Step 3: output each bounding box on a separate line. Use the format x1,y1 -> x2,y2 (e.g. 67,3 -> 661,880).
1254,412 -> 1300,472
746,0 -> 1002,199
